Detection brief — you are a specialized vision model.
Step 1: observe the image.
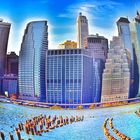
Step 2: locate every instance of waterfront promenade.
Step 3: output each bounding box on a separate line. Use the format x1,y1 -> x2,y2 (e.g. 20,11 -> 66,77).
0,101 -> 140,139
1,96 -> 140,109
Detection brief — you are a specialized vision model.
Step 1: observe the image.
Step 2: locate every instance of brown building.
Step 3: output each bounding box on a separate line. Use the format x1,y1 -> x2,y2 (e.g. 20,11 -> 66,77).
6,52 -> 18,75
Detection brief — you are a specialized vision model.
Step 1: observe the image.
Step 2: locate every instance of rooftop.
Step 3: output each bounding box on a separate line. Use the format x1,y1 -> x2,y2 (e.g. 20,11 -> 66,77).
117,17 -> 130,24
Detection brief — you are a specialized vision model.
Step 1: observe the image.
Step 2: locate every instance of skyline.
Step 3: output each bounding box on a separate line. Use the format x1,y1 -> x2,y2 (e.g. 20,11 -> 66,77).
0,0 -> 140,54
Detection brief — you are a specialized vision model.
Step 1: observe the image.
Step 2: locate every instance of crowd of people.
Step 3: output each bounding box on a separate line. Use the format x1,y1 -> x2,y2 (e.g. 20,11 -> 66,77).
0,114 -> 84,140
103,118 -> 132,140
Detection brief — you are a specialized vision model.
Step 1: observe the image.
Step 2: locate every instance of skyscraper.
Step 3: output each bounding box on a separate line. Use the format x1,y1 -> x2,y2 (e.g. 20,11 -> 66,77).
84,34 -> 108,102
130,11 -> 140,97
117,17 -> 134,98
77,12 -> 89,48
19,21 -> 48,102
47,49 -> 93,106
101,36 -> 130,102
0,19 -> 11,94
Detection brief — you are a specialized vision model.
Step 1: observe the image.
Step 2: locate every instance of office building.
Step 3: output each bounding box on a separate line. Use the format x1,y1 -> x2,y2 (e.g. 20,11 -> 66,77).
84,34 -> 108,102
84,34 -> 108,61
47,49 -> 93,105
59,40 -> 77,49
6,52 -> 18,75
101,36 -> 130,102
77,13 -> 89,48
0,19 -> 11,94
2,74 -> 18,96
130,11 -> 140,97
19,21 -> 48,102
117,17 -> 134,98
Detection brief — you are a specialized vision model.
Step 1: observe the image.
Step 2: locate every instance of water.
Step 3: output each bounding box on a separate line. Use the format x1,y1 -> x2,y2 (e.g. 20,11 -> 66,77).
0,102 -> 140,140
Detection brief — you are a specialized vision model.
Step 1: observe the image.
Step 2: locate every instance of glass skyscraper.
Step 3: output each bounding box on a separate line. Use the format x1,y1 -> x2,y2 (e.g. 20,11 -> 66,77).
0,19 -> 11,94
84,34 -> 108,102
19,21 -> 48,102
130,11 -> 140,97
117,17 -> 134,98
47,49 -> 93,105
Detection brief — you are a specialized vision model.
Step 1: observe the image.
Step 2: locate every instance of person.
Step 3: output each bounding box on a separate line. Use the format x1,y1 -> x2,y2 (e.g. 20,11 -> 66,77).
0,131 -> 5,140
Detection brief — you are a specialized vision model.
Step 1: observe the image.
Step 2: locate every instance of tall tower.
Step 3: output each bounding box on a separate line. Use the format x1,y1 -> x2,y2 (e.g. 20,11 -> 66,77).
130,11 -> 140,97
117,17 -> 134,98
0,19 -> 11,94
101,36 -> 130,102
77,12 -> 89,48
19,21 -> 48,102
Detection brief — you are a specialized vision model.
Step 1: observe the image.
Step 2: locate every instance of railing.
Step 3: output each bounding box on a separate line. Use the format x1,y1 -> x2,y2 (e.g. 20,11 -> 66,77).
0,96 -> 140,108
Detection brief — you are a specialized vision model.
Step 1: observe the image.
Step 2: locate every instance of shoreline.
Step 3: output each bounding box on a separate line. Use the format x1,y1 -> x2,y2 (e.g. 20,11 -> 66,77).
0,97 -> 140,110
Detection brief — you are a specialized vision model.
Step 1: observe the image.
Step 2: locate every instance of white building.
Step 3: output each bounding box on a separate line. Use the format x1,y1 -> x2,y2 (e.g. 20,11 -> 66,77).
77,12 -> 89,48
101,36 -> 130,102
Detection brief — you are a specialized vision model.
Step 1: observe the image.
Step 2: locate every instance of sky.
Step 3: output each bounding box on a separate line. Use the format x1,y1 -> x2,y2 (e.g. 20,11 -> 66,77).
0,0 -> 140,54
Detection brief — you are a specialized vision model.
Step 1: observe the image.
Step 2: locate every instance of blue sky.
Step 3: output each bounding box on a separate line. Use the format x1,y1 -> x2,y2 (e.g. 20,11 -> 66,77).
0,0 -> 140,54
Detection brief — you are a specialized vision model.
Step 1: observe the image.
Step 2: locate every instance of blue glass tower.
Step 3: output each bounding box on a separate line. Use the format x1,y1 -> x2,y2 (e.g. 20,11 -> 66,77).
130,11 -> 140,97
117,17 -> 134,98
0,20 -> 11,94
19,21 -> 48,101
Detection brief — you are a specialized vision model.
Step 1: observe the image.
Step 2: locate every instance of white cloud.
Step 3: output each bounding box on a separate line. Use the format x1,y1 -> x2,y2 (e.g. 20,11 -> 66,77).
57,0 -> 121,43
58,0 -> 122,20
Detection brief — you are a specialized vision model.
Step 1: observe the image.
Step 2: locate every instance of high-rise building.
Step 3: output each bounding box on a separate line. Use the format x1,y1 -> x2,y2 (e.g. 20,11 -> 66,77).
6,52 -> 18,75
77,12 -> 89,48
117,17 -> 134,98
130,11 -> 140,97
19,21 -> 48,102
84,34 -> 108,102
47,49 -> 93,106
59,40 -> 77,49
101,36 -> 130,102
84,34 -> 108,61
0,19 -> 11,94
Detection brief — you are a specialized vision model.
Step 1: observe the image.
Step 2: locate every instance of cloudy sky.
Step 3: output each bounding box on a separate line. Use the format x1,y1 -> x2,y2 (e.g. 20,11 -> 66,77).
0,0 -> 139,54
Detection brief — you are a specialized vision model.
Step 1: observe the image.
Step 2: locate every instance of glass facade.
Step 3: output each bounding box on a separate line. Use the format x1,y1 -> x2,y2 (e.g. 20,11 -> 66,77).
0,20 -> 11,93
47,49 -> 93,105
84,34 -> 108,102
92,59 -> 105,102
130,13 -> 140,97
19,21 -> 48,101
2,74 -> 18,95
117,18 -> 134,98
